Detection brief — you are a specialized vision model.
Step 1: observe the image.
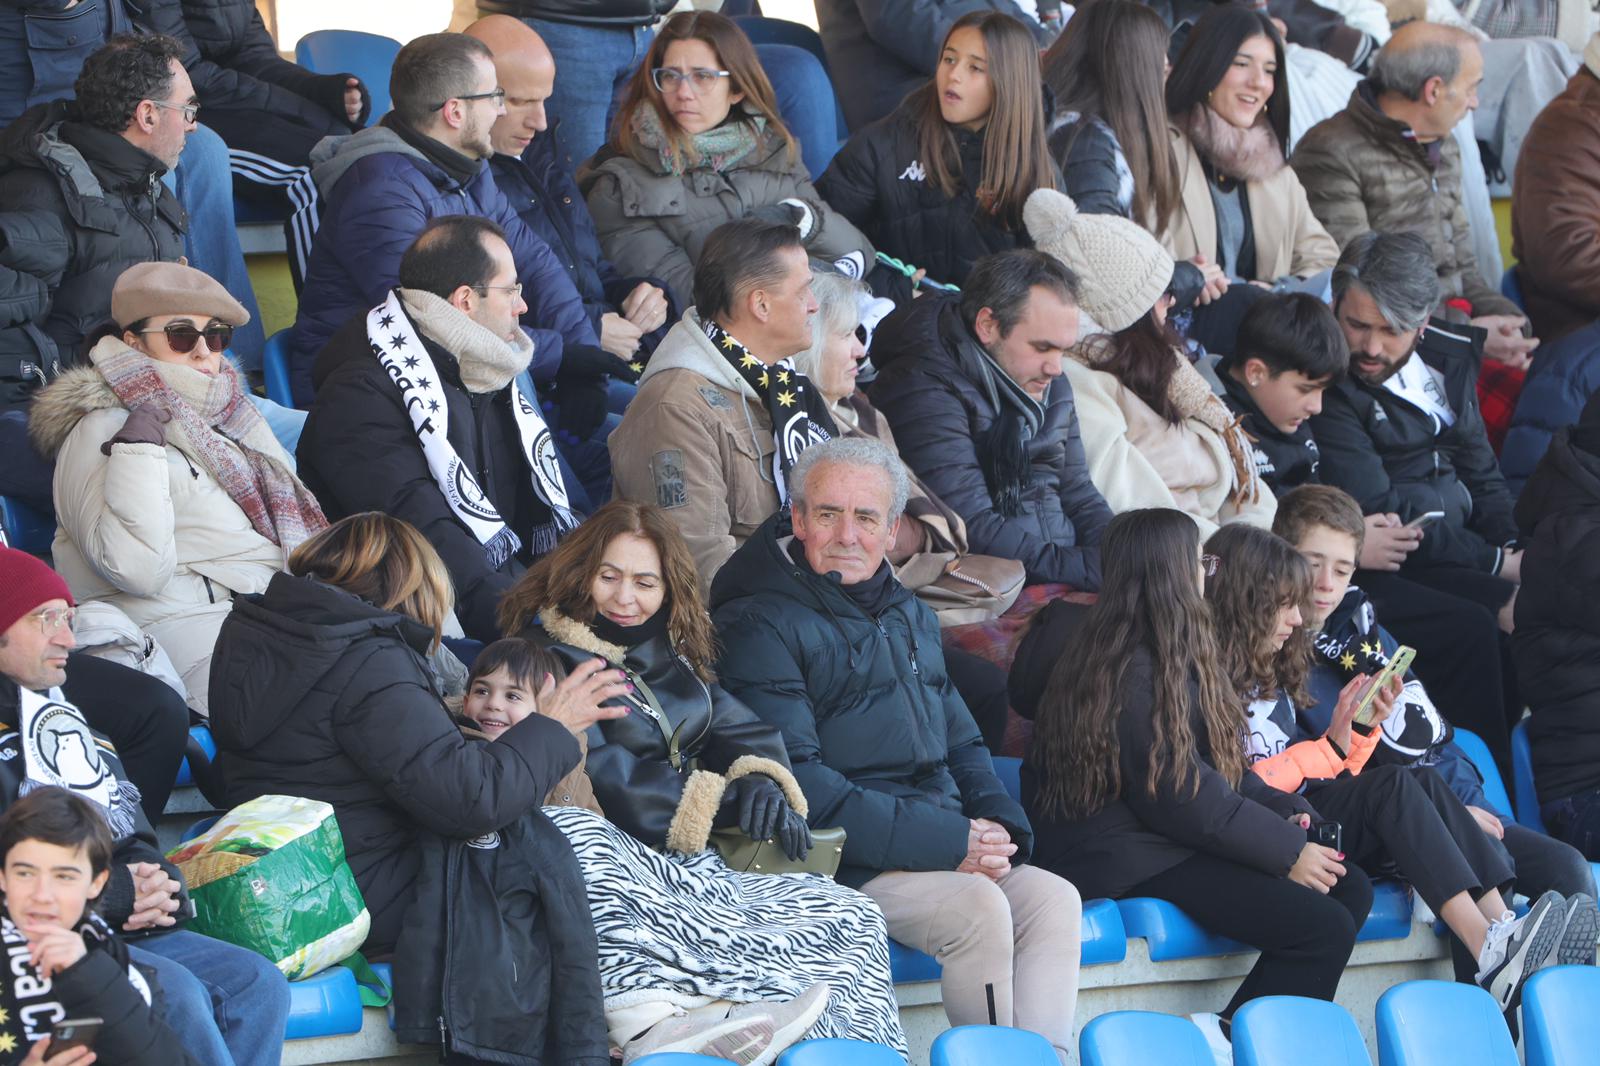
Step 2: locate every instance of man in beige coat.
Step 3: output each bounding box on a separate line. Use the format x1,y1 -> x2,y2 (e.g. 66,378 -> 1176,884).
609,219 -> 820,588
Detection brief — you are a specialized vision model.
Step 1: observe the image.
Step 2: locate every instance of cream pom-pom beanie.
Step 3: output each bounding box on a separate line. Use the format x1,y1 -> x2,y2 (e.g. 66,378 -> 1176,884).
1023,188 -> 1175,333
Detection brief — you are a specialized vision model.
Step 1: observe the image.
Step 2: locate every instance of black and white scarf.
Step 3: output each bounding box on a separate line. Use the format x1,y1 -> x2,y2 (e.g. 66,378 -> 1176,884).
368,290 -> 576,568
14,686 -> 139,840
0,913 -> 152,1051
702,318 -> 836,502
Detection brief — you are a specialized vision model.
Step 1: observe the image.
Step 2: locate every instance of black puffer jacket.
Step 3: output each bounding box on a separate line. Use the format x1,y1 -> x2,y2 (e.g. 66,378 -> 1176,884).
818,102 -> 1047,288
527,609 -> 801,852
1512,394 -> 1600,805
1220,368 -> 1322,497
1009,600 -> 1313,899
149,0 -> 364,165
475,0 -> 674,27
867,294 -> 1112,589
1310,319 -> 1517,574
298,301 -> 569,643
710,515 -> 1029,888
0,101 -> 186,413
208,572 -> 581,954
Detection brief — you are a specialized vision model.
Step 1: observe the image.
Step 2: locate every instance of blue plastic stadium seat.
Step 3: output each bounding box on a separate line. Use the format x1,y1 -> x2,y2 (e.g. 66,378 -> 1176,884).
931,1024 -> 1057,1065
1122,880 -> 1411,960
0,495 -> 54,555
991,756 -> 1022,802
262,329 -> 295,409
285,966 -> 364,1040
775,1039 -> 902,1064
1511,719 -> 1549,832
1452,727 -> 1515,820
1523,966 -> 1600,1066
178,814 -> 219,844
174,724 -> 217,788
294,30 -> 401,126
887,938 -> 941,983
1080,1011 -> 1214,1066
1232,996 -> 1371,1066
1375,980 -> 1516,1066
1501,266 -> 1526,313
370,961 -> 396,1030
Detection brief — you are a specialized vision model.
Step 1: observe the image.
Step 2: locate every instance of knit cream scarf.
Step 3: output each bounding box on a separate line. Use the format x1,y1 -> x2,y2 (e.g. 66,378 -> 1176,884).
397,288 -> 534,394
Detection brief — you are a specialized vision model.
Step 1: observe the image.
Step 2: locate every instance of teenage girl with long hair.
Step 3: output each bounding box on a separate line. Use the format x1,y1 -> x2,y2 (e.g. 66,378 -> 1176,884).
818,11 -> 1057,290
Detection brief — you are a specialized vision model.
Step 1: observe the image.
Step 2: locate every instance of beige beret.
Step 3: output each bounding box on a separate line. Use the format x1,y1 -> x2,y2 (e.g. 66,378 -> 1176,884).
111,262 -> 251,329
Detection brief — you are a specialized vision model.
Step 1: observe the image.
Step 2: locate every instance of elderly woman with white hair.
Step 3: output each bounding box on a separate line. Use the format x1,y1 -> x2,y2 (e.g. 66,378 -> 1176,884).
28,262 -> 326,715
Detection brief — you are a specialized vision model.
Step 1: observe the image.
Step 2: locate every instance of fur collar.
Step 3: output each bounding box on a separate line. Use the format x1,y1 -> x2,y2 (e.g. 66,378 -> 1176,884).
398,288 -> 534,394
540,608 -> 629,663
28,366 -> 125,458
1184,105 -> 1285,184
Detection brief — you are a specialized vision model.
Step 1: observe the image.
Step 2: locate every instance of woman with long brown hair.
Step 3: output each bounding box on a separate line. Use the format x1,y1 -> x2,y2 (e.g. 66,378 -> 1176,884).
1203,522 -> 1597,1029
818,11 -> 1057,291
1010,508 -> 1373,1055
580,11 -> 872,311
498,499 -> 908,1059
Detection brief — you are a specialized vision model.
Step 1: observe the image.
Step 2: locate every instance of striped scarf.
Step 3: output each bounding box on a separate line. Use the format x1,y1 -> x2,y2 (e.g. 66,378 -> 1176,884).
89,340 -> 326,551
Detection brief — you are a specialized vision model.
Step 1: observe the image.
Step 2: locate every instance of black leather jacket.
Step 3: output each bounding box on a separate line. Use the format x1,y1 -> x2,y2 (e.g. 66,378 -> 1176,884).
529,610 -> 799,852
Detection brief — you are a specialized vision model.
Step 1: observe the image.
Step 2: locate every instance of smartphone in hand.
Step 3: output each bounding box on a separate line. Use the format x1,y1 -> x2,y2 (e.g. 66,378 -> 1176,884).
1352,646 -> 1416,727
46,1018 -> 102,1060
1404,511 -> 1446,531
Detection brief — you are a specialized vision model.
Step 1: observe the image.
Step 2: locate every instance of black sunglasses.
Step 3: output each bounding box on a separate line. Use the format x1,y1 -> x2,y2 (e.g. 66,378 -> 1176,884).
137,322 -> 233,354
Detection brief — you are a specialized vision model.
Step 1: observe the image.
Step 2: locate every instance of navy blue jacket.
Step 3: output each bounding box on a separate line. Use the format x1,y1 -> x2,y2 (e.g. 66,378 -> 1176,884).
1501,320 -> 1600,499
488,131 -> 669,352
289,128 -> 599,405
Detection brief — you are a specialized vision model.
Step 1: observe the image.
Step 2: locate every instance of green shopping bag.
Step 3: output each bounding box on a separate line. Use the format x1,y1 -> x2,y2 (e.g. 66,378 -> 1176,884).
166,795 -> 370,979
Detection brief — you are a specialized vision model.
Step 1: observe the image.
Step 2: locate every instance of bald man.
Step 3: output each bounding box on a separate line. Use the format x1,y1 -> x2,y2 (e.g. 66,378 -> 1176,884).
1292,23 -> 1537,369
466,15 -> 671,366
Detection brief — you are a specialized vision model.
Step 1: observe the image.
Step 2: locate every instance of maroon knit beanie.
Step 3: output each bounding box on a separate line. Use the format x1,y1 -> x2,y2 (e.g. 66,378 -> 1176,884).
0,547 -> 74,637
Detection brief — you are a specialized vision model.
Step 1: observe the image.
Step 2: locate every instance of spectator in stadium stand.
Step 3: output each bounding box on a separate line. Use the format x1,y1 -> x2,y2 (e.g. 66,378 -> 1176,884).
288,29 -> 627,476
581,11 -> 873,314
1292,22 -> 1537,371
814,0 -> 1056,132
712,437 -> 1085,1065
818,12 -> 1057,294
1025,188 -> 1277,539
1512,391 -> 1600,861
0,548 -> 292,1066
465,16 -> 673,369
1274,484 -> 1600,991
1510,31 -> 1600,346
298,217 -> 584,643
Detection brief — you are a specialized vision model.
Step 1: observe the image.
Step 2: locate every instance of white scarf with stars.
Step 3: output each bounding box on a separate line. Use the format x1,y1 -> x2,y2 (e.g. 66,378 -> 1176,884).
368,289 -> 574,569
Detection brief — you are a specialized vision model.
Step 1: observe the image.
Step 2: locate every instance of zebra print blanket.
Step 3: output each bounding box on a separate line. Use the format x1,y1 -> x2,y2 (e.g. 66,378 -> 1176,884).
545,806 -> 908,1056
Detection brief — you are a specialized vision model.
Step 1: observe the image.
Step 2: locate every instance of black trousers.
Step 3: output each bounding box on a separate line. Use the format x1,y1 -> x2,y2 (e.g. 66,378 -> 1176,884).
1126,852 -> 1374,1019
62,652 -> 189,821
1307,765 -> 1516,917
943,644 -> 1009,753
1360,568 -> 1517,779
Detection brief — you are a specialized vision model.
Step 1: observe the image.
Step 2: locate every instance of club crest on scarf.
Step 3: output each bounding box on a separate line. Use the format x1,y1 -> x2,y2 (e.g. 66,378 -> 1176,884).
15,688 -> 139,840
701,317 -> 837,502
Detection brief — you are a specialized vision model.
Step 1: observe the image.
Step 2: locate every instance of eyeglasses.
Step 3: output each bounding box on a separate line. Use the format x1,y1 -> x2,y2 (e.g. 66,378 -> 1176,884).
474,283 -> 523,300
431,88 -> 506,111
149,99 -> 199,123
1201,553 -> 1221,577
32,606 -> 76,636
650,67 -> 732,94
136,322 -> 234,354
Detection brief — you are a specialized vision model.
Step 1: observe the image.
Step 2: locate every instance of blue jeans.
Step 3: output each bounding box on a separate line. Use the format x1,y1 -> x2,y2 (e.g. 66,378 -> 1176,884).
754,43 -> 843,178
132,929 -> 291,1066
172,125 -> 267,371
523,19 -> 654,171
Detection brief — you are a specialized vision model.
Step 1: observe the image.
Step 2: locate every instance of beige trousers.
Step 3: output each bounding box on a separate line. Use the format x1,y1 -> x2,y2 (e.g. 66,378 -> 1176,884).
860,865 -> 1082,1064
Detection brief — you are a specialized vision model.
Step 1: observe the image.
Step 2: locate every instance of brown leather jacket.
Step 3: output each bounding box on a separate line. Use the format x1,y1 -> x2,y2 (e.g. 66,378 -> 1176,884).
1512,67 -> 1600,343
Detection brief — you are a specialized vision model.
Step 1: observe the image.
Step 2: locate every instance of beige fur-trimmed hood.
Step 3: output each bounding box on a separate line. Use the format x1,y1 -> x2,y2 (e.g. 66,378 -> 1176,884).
28,366 -> 126,459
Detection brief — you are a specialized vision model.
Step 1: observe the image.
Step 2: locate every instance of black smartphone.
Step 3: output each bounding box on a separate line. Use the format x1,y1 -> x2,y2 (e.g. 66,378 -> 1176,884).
46,1017 -> 102,1060
1309,821 -> 1343,853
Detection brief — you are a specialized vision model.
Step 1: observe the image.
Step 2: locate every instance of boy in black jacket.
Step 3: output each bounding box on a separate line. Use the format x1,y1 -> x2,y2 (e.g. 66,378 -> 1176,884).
0,787 -> 198,1065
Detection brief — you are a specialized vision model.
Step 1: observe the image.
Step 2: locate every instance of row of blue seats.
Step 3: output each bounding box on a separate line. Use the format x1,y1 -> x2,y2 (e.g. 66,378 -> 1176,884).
625,968 -> 1600,1066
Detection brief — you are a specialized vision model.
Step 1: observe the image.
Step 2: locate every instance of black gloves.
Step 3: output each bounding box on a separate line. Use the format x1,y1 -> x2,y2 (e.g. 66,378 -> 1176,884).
559,342 -> 640,383
776,807 -> 812,862
747,198 -> 818,243
718,774 -> 789,842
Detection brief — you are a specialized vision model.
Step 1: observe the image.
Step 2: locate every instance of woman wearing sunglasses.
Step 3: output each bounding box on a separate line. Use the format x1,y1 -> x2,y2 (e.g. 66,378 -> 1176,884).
580,11 -> 873,312
28,262 -> 326,717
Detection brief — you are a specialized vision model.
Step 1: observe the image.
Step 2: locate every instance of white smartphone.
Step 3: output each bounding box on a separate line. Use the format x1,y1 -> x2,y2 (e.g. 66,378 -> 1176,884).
1404,511 -> 1446,531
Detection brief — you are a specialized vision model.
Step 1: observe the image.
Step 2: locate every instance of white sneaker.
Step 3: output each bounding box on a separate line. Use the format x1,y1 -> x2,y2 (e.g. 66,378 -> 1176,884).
1189,1011 -> 1233,1066
1475,889 -> 1564,1012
